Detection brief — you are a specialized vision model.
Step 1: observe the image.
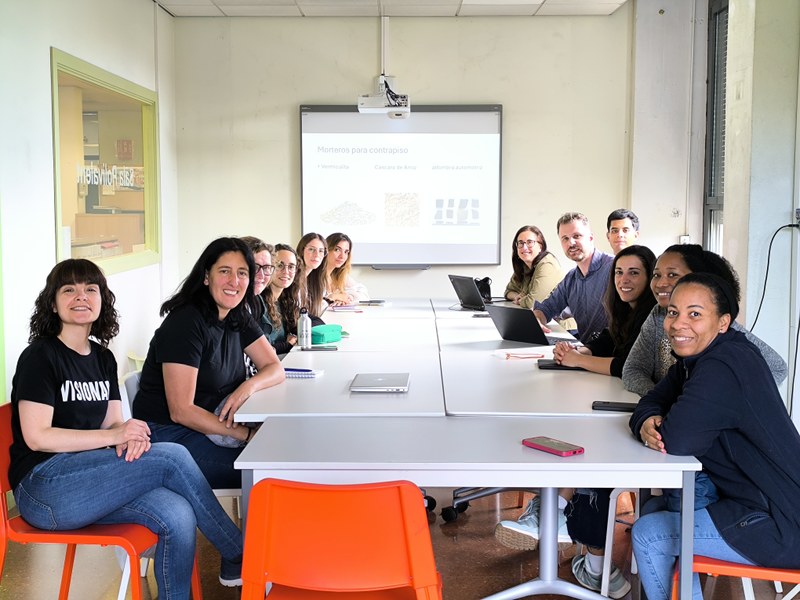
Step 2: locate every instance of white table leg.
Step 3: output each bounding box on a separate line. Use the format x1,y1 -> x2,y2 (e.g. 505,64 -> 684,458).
483,487 -> 604,600
678,471 -> 696,598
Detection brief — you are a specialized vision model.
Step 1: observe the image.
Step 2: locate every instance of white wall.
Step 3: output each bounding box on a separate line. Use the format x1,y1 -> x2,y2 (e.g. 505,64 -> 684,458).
173,12 -> 643,299
0,0 -> 178,381
726,0 -> 800,410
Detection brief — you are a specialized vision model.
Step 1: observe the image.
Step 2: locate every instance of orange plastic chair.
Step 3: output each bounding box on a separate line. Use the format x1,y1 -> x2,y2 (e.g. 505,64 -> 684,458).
0,402 -> 202,599
670,555 -> 800,599
241,478 -> 443,599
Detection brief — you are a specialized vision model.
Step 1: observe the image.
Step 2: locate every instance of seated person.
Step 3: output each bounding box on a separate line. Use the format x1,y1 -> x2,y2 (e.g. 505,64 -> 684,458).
297,232 -> 328,320
11,259 -> 245,593
263,244 -> 303,354
133,237 -> 284,489
622,244 -> 787,396
631,273 -> 800,600
496,245 -> 657,599
504,225 -> 564,309
323,232 -> 369,305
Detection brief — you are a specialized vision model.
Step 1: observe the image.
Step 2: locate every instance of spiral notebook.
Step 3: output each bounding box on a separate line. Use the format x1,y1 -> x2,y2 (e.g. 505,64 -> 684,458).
284,368 -> 324,379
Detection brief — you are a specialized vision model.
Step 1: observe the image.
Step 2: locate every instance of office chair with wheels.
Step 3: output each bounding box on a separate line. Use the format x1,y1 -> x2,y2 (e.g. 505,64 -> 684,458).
241,478 -> 443,599
670,555 -> 800,600
0,402 -> 202,599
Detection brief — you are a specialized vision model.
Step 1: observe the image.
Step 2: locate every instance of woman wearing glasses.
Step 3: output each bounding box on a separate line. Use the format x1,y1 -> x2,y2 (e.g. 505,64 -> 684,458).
297,232 -> 328,319
133,237 -> 284,489
262,244 -> 305,355
240,236 -> 275,335
504,225 -> 564,308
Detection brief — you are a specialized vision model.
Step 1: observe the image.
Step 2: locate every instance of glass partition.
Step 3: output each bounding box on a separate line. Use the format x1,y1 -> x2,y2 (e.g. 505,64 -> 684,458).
52,49 -> 160,272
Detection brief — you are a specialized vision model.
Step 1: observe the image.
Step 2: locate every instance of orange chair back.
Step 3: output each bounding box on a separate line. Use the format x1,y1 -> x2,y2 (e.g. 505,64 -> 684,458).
241,479 -> 442,599
670,555 -> 800,599
0,403 -> 14,496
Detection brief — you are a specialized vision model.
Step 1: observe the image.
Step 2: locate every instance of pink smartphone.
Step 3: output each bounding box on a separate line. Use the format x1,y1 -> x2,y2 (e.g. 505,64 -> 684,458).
522,436 -> 584,457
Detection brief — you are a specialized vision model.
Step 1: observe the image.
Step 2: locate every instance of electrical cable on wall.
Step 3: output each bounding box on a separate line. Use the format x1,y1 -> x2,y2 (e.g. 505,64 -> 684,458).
749,222 -> 800,415
749,224 -> 799,333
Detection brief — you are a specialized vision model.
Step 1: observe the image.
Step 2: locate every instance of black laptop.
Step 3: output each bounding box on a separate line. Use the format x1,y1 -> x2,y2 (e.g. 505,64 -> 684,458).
448,274 -> 490,311
484,304 -> 552,345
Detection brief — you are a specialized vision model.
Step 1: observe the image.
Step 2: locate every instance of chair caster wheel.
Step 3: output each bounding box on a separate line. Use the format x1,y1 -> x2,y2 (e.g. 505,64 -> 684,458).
424,495 -> 437,511
457,501 -> 469,513
441,506 -> 459,522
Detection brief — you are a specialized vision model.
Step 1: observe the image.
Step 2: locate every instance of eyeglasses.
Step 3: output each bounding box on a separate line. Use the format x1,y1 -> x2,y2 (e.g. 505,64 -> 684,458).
306,247 -> 327,256
516,240 -> 538,249
275,262 -> 297,274
255,264 -> 275,276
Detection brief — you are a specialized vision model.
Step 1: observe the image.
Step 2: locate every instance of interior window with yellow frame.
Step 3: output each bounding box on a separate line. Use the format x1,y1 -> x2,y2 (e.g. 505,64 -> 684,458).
52,48 -> 160,272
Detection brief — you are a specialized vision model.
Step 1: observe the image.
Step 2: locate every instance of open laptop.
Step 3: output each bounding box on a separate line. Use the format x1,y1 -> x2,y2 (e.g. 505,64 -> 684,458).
484,304 -> 559,346
350,372 -> 410,393
448,274 -> 490,311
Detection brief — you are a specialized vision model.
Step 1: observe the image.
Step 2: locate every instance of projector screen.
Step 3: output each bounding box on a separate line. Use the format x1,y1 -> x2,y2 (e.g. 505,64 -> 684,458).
300,105 -> 502,267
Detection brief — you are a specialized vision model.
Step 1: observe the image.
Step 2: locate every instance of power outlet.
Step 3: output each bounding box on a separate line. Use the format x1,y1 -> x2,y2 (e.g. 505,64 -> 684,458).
795,207 -> 800,221
679,235 -> 690,244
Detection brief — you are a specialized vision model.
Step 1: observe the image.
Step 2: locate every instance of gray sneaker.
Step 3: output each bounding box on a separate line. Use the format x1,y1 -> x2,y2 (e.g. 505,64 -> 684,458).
494,496 -> 572,551
571,553 -> 631,599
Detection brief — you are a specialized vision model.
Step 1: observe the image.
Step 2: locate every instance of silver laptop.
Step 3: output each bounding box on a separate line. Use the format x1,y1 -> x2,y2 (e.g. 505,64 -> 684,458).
350,372 -> 410,393
448,274 -> 490,311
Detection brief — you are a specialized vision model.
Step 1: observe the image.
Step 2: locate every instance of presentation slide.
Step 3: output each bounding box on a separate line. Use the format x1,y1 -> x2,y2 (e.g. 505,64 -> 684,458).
300,106 -> 502,266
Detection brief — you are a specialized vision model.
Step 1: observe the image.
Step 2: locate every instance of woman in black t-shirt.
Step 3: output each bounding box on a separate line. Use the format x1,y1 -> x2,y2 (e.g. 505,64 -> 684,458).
10,259 -> 245,595
133,237 -> 284,489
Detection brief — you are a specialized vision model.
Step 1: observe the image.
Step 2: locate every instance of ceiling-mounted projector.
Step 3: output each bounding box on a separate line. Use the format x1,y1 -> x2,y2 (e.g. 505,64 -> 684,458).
358,75 -> 410,119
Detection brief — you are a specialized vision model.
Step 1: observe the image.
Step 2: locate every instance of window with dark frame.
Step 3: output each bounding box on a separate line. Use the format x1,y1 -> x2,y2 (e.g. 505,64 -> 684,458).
704,0 -> 728,252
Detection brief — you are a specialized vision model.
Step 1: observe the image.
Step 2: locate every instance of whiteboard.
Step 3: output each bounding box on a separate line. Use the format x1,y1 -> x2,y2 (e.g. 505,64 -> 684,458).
300,105 -> 502,267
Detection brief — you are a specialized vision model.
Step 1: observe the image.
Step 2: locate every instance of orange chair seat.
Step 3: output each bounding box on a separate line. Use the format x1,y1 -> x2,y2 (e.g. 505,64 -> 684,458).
671,555 -> 800,599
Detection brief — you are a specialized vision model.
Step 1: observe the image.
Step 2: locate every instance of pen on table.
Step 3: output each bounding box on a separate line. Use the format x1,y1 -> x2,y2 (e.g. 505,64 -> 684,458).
285,368 -> 313,373
505,353 -> 544,360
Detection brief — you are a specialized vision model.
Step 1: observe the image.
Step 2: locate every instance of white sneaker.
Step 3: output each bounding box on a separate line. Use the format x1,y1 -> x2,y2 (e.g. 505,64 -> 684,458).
494,496 -> 572,551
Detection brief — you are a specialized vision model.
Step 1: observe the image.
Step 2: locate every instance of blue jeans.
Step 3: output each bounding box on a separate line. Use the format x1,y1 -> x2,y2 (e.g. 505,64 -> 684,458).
632,501 -> 756,600
14,443 -> 243,600
148,422 -> 243,489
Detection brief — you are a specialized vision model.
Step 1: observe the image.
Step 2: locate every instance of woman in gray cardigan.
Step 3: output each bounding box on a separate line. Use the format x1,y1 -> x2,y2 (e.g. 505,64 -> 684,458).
622,244 -> 786,396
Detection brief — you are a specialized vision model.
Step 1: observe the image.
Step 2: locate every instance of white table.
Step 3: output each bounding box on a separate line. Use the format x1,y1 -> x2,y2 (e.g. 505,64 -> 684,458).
235,351 -> 445,421
324,298 -> 436,320
440,351 -> 640,416
318,316 -> 439,352
235,415 -> 700,600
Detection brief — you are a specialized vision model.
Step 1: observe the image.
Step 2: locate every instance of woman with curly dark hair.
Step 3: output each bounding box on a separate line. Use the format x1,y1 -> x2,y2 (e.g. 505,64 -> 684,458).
10,259 -> 245,594
133,237 -> 284,489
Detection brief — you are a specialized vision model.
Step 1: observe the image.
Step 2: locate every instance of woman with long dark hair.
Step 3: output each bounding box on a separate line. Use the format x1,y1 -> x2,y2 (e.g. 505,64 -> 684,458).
133,237 -> 284,489
551,244 -> 657,375
503,225 -> 563,308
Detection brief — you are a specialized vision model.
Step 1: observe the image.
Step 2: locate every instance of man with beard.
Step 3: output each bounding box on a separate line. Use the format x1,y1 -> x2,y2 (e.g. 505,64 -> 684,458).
532,212 -> 613,344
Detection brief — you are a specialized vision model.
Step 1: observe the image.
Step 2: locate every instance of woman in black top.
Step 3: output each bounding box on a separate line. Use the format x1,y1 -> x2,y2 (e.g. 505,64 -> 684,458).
10,259 -> 244,595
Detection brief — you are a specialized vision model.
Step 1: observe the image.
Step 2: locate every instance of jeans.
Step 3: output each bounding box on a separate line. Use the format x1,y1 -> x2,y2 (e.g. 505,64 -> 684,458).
148,422 -> 243,488
14,443 -> 243,600
631,501 -> 755,600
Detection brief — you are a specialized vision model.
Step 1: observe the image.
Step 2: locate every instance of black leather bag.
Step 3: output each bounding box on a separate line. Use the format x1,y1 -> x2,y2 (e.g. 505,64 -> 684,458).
474,277 -> 492,303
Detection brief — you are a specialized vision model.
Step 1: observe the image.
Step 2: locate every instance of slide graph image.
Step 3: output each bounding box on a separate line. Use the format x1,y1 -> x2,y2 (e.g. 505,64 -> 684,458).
384,192 -> 420,227
433,198 -> 480,226
320,201 -> 376,226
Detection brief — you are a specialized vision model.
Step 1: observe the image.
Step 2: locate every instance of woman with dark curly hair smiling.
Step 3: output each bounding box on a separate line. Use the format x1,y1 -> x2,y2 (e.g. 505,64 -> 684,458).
9,259 -> 245,595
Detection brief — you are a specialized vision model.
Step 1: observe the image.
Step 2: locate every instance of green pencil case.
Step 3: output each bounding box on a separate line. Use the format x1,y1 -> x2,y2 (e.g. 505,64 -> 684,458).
311,324 -> 342,344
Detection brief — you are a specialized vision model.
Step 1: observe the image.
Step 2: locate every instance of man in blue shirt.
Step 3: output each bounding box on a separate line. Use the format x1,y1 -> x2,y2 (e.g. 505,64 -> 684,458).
532,212 -> 614,344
